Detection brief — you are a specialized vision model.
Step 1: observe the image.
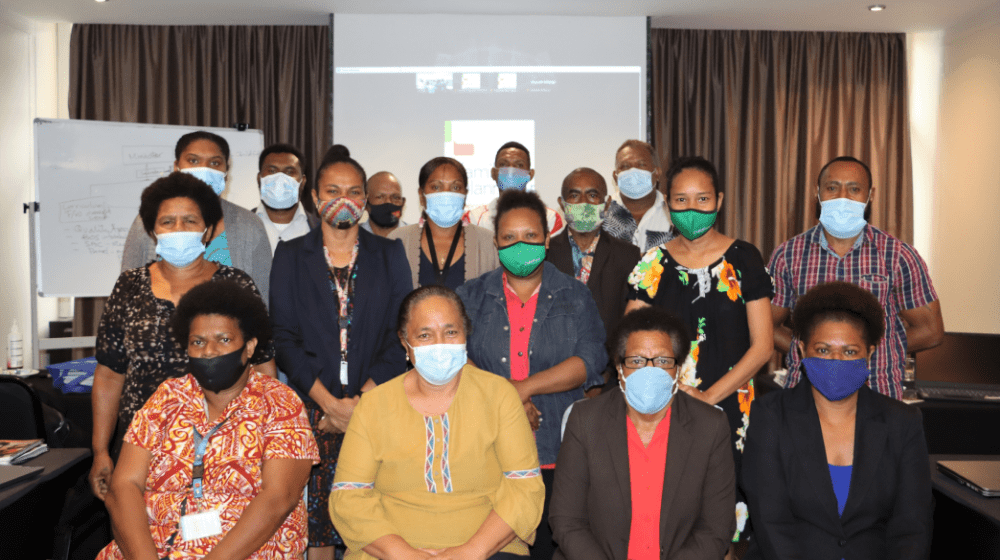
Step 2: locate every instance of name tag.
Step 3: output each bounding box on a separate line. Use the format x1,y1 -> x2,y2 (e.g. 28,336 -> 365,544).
340,360 -> 349,385
180,509 -> 223,542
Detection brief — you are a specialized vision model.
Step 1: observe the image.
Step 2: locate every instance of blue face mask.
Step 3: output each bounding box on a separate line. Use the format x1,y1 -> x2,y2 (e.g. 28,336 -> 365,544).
409,342 -> 467,385
818,196 -> 868,239
497,167 -> 531,191
619,366 -> 676,414
616,168 -> 654,200
260,172 -> 300,210
181,167 -> 227,196
802,357 -> 871,401
155,230 -> 206,267
424,192 -> 466,228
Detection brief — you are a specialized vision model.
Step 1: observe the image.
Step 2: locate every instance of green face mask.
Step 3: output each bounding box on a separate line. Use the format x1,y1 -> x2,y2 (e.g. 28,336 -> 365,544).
563,202 -> 605,233
669,208 -> 718,240
498,241 -> 546,277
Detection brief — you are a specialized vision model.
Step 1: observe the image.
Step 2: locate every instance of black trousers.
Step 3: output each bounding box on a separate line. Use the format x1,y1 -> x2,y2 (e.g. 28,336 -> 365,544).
529,468 -> 557,560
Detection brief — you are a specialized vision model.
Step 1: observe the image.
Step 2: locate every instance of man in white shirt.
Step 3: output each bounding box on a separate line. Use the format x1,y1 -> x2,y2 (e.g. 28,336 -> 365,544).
254,143 -> 317,253
464,141 -> 565,235
602,139 -> 674,252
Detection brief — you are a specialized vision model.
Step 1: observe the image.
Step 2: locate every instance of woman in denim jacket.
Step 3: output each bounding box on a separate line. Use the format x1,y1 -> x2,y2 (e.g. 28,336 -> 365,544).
457,190 -> 607,560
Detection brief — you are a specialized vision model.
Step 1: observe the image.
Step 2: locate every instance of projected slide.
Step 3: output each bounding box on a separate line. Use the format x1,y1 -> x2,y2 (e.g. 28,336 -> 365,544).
333,15 -> 646,223
445,120 -> 535,207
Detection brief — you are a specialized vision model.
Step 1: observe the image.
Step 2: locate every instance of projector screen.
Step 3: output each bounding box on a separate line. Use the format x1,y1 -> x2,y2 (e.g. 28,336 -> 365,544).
333,14 -> 648,223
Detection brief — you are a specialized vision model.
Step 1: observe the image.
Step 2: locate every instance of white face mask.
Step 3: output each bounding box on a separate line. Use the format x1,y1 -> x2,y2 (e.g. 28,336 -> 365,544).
181,167 -> 227,196
260,172 -> 300,209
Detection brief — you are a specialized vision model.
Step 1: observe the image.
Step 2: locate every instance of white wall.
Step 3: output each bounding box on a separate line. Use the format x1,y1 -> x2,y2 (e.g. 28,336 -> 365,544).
0,7 -> 69,368
926,2 -> 1000,334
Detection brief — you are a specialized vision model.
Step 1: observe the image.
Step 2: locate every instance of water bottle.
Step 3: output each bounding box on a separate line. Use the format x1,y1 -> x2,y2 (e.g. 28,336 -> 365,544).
7,323 -> 24,369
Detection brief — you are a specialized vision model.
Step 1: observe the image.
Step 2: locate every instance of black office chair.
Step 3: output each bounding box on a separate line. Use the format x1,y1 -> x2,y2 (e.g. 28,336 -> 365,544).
0,374 -> 47,442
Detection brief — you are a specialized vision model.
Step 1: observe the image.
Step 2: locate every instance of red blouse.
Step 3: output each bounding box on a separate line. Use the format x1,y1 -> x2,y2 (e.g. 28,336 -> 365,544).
626,411 -> 672,560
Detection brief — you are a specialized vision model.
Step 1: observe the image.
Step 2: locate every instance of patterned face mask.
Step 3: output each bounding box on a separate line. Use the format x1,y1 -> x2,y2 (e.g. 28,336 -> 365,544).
318,197 -> 364,229
669,208 -> 718,240
563,202 -> 606,233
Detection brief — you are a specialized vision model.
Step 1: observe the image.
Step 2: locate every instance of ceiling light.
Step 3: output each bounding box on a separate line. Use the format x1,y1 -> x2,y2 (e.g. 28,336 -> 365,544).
95,0 -> 108,3
868,4 -> 886,11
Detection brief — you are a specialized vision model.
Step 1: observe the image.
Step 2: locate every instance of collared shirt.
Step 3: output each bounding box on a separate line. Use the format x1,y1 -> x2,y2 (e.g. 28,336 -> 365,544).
626,411 -> 672,560
603,190 -> 674,252
360,218 -> 409,235
465,198 -> 566,236
568,231 -> 600,284
503,272 -> 541,382
769,224 -> 938,399
256,203 -> 312,253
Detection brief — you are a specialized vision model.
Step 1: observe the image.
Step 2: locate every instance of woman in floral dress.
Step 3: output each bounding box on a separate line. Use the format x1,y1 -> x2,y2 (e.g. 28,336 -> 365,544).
625,157 -> 773,543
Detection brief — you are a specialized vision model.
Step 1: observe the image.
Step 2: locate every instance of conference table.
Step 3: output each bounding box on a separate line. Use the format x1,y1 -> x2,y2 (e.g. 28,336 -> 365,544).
0,448 -> 92,559
929,455 -> 1000,560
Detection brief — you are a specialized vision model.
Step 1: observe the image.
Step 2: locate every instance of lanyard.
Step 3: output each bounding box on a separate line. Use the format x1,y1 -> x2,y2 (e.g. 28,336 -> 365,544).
191,416 -> 227,500
424,222 -> 462,286
327,241 -> 359,362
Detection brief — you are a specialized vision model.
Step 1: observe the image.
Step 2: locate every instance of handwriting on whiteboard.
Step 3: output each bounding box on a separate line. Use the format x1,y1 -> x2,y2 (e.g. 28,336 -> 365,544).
60,197 -> 111,223
67,223 -> 129,256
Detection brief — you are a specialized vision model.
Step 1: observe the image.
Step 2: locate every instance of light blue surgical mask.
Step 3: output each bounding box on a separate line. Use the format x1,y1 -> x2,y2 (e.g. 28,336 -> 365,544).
259,172 -> 300,210
424,192 -> 466,228
619,366 -> 677,414
181,167 -> 227,196
155,230 -> 206,267
409,342 -> 467,386
497,167 -> 531,191
616,168 -> 654,200
818,196 -> 868,239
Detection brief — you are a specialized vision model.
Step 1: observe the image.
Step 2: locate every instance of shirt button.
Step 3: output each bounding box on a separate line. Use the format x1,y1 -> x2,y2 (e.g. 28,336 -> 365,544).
502,357 -> 507,362
533,319 -> 538,323
548,295 -> 552,299
518,351 -> 523,357
519,327 -> 524,332
503,325 -> 509,331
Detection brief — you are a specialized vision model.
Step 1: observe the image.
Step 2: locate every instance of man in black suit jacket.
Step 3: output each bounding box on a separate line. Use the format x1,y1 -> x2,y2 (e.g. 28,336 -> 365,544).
548,168 -> 641,387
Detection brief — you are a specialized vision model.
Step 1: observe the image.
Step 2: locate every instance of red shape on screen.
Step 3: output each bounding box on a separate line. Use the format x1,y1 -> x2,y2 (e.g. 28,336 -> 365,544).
454,143 -> 475,156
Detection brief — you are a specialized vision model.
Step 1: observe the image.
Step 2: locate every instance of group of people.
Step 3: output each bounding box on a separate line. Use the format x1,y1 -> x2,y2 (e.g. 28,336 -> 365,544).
87,129 -> 942,560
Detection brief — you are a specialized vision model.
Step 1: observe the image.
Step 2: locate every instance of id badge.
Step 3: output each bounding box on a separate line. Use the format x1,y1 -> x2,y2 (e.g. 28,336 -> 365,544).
340,360 -> 348,385
180,509 -> 223,542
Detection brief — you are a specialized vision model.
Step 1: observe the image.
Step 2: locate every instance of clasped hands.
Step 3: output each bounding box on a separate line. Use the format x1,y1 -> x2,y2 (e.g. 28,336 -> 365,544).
510,379 -> 541,431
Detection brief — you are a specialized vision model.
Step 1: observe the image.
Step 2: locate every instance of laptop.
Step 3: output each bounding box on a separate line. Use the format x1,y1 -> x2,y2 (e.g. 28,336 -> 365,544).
937,460 -> 1000,497
0,464 -> 44,491
915,332 -> 1000,402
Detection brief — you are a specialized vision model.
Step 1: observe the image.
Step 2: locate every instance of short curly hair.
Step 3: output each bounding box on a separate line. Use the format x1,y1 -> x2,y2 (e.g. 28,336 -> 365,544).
612,307 -> 691,367
171,280 -> 272,363
493,190 -> 548,236
792,281 -> 885,349
139,172 -> 223,235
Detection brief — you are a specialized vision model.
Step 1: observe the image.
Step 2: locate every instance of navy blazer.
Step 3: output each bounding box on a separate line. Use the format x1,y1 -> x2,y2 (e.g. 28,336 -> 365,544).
270,227 -> 412,402
456,261 -> 607,465
550,389 -> 736,560
742,381 -> 932,560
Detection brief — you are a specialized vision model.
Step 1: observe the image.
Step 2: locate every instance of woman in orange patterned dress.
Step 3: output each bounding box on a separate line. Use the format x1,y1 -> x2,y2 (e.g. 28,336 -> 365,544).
98,281 -> 319,560
625,157 -> 773,544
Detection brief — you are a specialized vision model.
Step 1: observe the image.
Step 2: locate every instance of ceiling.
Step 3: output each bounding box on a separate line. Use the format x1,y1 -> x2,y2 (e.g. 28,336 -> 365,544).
3,0 -> 997,32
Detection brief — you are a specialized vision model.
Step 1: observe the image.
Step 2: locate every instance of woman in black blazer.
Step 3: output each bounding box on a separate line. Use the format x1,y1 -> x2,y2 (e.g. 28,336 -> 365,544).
269,145 -> 412,560
743,281 -> 931,560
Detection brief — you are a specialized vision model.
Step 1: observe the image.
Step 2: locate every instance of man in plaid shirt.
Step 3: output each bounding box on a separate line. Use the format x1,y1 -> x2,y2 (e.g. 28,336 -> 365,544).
769,156 -> 944,399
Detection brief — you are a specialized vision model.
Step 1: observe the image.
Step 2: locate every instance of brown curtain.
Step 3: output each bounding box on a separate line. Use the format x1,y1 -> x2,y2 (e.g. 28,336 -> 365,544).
652,29 -> 912,261
69,24 -> 331,345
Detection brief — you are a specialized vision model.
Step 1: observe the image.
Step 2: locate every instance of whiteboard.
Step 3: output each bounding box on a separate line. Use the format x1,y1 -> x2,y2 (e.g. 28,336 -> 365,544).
33,119 -> 265,297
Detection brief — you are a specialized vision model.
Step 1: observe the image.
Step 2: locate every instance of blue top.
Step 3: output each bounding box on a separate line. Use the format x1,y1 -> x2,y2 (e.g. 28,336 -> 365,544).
418,252 -> 466,289
828,464 -> 853,516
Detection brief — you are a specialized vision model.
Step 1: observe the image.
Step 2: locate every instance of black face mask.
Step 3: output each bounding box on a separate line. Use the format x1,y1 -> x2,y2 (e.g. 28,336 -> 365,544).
189,346 -> 248,393
368,202 -> 403,228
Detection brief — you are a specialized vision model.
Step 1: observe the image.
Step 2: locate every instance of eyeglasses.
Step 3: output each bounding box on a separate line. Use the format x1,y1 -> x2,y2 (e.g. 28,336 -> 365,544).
622,356 -> 677,370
